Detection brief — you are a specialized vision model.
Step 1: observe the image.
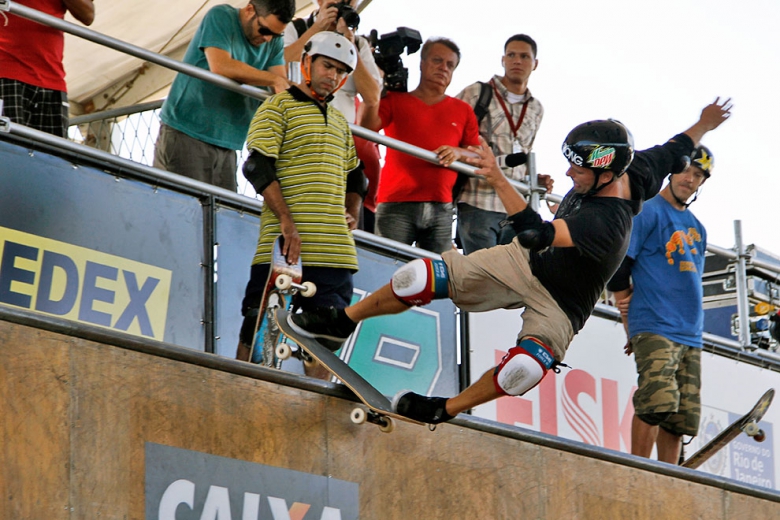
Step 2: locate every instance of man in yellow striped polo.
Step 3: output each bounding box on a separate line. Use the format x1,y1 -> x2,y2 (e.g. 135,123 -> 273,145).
236,32 -> 366,369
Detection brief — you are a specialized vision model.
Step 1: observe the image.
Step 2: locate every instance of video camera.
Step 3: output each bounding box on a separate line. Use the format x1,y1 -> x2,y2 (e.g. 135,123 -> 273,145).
367,27 -> 423,92
330,0 -> 360,29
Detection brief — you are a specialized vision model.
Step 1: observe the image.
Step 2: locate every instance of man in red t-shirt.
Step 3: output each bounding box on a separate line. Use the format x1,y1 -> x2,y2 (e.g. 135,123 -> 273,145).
0,0 -> 95,137
360,37 -> 480,254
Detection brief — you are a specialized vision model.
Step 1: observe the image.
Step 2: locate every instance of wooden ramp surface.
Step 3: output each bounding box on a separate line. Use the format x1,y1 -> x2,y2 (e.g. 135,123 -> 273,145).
2,318 -> 779,519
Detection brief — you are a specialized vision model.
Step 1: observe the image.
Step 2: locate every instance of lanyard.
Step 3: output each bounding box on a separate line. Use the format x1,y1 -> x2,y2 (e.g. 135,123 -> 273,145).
491,79 -> 529,140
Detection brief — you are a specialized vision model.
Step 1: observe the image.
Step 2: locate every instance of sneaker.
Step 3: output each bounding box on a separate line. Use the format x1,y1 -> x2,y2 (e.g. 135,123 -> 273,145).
288,307 -> 356,346
391,390 -> 454,424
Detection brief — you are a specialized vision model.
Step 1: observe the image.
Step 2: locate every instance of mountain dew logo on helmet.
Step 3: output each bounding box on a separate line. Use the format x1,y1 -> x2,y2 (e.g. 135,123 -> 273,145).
588,146 -> 616,169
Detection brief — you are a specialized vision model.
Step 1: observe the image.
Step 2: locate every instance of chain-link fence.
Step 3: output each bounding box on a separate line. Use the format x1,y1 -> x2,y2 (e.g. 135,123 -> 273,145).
68,100 -> 257,198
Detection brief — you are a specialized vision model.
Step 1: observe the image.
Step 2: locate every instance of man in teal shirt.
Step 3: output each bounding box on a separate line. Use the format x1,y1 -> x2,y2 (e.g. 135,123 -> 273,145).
155,0 -> 294,191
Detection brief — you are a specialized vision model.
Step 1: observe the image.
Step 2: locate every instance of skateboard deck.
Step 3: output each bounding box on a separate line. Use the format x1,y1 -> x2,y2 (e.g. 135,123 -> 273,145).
274,307 -> 427,432
682,388 -> 774,469
248,237 -> 314,367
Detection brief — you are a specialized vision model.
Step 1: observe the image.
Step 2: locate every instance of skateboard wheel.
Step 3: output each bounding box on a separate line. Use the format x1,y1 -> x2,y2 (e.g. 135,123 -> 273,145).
301,281 -> 317,298
378,417 -> 395,433
350,407 -> 367,425
755,430 -> 766,443
745,421 -> 760,436
275,342 -> 292,360
275,274 -> 292,291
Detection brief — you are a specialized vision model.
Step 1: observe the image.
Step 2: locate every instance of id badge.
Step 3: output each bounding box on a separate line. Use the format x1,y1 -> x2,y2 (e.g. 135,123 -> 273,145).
512,139 -> 523,154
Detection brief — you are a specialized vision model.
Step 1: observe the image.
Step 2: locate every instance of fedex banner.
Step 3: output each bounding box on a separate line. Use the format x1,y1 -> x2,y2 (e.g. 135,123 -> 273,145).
0,227 -> 172,340
469,308 -> 778,490
0,140 -> 204,348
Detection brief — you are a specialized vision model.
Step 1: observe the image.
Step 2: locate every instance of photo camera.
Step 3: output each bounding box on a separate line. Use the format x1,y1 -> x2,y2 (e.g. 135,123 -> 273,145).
330,0 -> 360,29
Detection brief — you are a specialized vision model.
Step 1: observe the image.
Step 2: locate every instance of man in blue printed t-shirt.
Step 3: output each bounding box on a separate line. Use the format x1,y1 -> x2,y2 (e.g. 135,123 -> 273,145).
608,145 -> 714,465
154,0 -> 294,191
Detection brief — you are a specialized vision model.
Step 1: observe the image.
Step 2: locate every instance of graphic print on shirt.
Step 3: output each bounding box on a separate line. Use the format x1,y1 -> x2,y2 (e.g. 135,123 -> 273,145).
665,227 -> 702,271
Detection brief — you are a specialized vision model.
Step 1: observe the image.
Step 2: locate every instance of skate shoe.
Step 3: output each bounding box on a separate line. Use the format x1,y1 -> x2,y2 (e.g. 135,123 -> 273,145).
391,390 -> 454,424
288,307 -> 357,352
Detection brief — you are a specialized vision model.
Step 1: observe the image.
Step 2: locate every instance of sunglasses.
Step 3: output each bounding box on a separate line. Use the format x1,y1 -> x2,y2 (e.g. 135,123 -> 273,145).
256,16 -> 283,38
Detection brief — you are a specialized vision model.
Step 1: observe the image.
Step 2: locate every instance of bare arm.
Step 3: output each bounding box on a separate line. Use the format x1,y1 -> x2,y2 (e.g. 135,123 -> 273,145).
204,48 -> 289,92
611,288 -> 633,354
358,97 -> 383,131
682,97 -> 733,146
345,192 -> 362,231
63,0 -> 94,25
344,31 -> 381,108
465,137 -> 576,247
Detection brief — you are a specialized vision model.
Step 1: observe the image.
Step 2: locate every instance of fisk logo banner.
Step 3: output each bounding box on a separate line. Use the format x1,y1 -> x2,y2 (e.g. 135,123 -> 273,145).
0,227 -> 172,340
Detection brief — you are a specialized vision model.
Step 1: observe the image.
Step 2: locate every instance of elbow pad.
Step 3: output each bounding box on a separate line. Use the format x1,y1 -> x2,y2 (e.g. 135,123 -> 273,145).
346,164 -> 367,199
243,151 -> 278,194
667,132 -> 695,174
504,206 -> 555,251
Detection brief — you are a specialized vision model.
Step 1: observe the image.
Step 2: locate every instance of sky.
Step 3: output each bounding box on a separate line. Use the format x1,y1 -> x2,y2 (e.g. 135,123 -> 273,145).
355,0 -> 780,258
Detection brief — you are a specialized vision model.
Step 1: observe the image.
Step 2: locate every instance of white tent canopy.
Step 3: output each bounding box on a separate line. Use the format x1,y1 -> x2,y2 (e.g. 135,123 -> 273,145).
60,0 -> 318,115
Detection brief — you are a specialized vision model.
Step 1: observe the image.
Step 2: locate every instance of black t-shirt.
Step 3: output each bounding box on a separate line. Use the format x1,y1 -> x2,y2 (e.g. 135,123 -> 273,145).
530,133 -> 694,333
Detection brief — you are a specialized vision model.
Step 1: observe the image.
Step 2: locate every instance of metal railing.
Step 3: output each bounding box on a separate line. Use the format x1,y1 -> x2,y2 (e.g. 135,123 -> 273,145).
3,0 -> 778,356
2,0 -> 543,198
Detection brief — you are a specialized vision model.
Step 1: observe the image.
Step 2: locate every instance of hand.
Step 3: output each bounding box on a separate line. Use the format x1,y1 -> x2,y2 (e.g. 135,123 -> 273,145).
279,220 -> 301,265
345,209 -> 358,231
336,18 -> 355,43
699,97 -> 733,131
314,4 -> 339,32
272,75 -> 291,94
537,174 -> 554,194
435,145 -> 462,167
624,341 -> 633,356
463,136 -> 506,186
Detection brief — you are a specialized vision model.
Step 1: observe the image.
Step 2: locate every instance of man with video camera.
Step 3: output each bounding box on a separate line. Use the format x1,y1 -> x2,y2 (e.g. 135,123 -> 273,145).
359,37 -> 480,254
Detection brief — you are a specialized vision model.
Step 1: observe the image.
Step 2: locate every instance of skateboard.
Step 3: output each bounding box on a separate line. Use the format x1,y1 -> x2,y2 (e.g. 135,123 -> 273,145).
274,307 -> 430,433
248,237 -> 316,367
682,388 -> 774,469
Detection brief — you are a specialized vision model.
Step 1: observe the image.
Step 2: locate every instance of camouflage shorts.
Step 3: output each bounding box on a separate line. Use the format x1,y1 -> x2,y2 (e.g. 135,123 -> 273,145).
631,332 -> 702,436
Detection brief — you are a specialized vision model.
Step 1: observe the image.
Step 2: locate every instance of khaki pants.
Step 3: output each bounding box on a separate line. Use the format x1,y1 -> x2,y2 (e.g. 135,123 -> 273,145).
442,239 -> 573,360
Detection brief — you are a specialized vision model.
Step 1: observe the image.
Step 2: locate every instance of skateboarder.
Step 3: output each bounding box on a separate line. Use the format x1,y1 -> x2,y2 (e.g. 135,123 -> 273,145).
286,99 -> 732,424
607,144 -> 715,464
236,32 -> 366,370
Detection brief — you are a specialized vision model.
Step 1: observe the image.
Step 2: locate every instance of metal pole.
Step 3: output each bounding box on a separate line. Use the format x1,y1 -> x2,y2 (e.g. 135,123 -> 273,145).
527,152 -> 540,212
69,100 -> 164,126
734,220 -> 753,349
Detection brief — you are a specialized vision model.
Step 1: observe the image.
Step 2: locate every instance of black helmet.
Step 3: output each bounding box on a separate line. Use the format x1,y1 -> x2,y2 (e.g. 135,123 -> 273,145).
690,144 -> 714,178
562,119 -> 635,177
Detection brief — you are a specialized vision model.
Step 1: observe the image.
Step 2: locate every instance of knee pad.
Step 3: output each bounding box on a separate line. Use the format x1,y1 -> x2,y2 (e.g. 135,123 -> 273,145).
239,308 -> 260,346
637,411 -> 674,427
493,338 -> 555,396
391,258 -> 449,306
